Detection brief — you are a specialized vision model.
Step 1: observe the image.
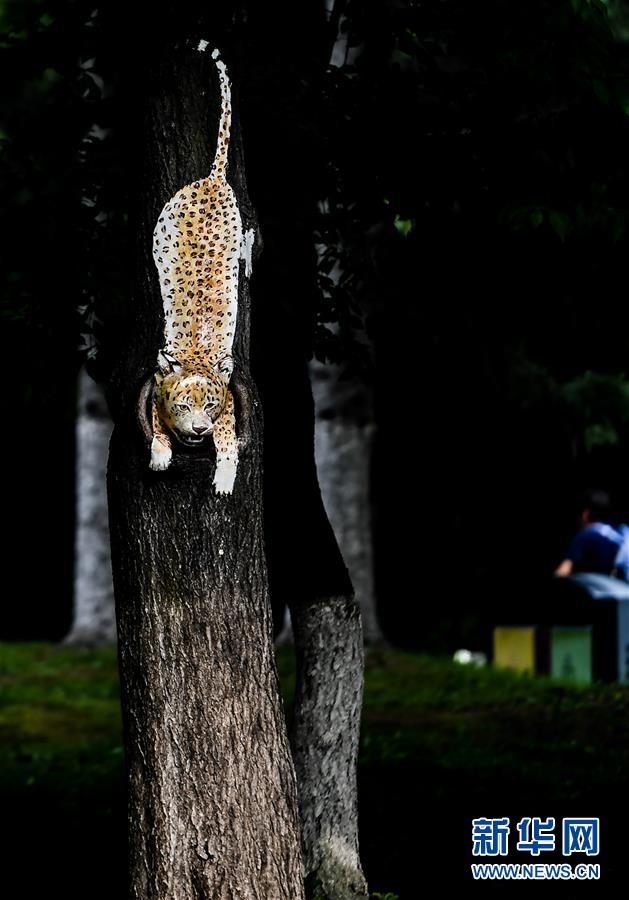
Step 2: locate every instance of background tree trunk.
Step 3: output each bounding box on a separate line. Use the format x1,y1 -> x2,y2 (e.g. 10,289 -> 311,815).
308,1 -> 384,650
240,3 -> 369,891
310,359 -> 384,646
276,359 -> 384,650
107,40 -> 304,900
257,350 -> 369,900
290,595 -> 367,900
64,366 -> 116,647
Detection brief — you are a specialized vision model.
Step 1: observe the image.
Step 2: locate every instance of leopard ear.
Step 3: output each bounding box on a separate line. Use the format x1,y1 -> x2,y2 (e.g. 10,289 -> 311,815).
212,352 -> 233,381
157,350 -> 182,375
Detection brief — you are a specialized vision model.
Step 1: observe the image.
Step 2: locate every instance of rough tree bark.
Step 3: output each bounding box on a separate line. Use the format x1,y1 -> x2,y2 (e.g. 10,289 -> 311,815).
107,41 -> 304,900
290,595 -> 367,900
64,366 -> 116,647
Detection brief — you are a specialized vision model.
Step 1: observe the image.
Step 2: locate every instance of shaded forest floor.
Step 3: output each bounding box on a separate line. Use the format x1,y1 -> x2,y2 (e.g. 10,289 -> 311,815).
1,643 -> 628,896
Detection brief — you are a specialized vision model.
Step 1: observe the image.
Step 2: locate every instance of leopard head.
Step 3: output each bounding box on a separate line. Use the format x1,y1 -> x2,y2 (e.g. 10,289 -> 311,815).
155,350 -> 232,446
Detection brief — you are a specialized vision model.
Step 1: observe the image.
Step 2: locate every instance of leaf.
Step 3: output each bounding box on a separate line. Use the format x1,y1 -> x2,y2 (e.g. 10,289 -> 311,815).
548,210 -> 570,241
393,214 -> 414,237
530,209 -> 544,228
584,421 -> 619,451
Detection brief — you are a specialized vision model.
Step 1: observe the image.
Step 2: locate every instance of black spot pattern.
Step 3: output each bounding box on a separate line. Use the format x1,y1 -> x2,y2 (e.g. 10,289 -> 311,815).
152,52 -> 241,382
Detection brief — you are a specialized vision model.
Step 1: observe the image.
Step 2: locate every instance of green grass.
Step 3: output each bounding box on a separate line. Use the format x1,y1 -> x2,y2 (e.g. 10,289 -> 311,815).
2,642 -> 628,895
0,642 -> 122,798
358,649 -> 629,786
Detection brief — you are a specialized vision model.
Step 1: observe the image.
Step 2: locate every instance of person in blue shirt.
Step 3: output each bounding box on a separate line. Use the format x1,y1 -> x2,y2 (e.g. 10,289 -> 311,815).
555,489 -> 628,578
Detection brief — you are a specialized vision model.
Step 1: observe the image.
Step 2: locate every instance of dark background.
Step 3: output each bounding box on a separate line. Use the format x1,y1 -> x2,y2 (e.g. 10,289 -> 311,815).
4,4 -> 629,896
4,0 -> 629,654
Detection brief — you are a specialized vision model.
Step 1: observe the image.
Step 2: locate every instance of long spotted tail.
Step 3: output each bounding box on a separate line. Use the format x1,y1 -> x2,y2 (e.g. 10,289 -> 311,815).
207,47 -> 231,180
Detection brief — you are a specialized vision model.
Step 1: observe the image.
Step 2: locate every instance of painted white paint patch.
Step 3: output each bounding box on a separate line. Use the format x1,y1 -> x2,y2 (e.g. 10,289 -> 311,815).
241,228 -> 255,278
211,48 -> 220,60
150,437 -> 172,471
197,39 -> 209,52
214,58 -> 227,83
213,461 -> 237,494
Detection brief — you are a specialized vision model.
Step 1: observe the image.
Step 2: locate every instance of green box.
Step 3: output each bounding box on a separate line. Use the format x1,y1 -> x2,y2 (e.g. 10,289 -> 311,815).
550,626 -> 592,685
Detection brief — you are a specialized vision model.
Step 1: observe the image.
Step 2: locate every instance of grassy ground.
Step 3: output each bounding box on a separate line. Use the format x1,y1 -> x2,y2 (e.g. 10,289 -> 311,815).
1,642 -> 628,896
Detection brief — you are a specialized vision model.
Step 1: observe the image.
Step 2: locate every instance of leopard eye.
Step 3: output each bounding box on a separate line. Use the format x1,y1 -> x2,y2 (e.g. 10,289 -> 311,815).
203,399 -> 219,411
175,402 -> 191,412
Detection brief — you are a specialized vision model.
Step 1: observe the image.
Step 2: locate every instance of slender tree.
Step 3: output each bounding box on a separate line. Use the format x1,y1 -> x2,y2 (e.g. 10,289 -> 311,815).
310,359 -> 383,645
64,367 -> 116,647
307,5 -> 384,649
259,347 -> 368,900
106,37 -> 304,899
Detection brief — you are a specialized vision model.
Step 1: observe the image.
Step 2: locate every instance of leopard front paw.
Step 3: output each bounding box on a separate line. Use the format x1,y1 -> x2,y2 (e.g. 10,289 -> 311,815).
213,460 -> 237,494
150,436 -> 172,471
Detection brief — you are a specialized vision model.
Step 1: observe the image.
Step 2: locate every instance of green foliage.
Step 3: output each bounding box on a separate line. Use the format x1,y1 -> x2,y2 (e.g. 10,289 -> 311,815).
557,369 -> 629,450
604,0 -> 629,40
506,361 -> 629,453
393,214 -> 414,238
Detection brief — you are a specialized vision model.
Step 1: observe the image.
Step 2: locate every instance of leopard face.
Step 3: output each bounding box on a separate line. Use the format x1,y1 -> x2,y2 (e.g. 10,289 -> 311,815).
155,350 -> 232,447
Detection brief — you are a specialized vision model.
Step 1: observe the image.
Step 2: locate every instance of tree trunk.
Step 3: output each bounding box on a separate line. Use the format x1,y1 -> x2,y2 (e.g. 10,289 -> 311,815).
107,41 -> 304,900
274,369 -> 383,652
291,597 -> 367,900
229,5 -> 370,891
310,359 -> 384,646
258,350 -> 369,899
64,366 -> 116,647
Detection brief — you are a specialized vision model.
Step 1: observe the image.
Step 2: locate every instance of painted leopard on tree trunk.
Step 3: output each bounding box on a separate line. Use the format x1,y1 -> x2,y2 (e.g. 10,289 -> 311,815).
149,44 -> 252,494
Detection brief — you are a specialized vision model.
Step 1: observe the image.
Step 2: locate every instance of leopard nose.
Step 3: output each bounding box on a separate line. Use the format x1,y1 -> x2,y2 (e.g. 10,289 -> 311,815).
192,424 -> 208,435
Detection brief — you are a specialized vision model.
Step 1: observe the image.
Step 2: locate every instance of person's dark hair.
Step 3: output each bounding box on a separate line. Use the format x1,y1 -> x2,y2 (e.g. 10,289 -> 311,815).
580,488 -> 611,521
